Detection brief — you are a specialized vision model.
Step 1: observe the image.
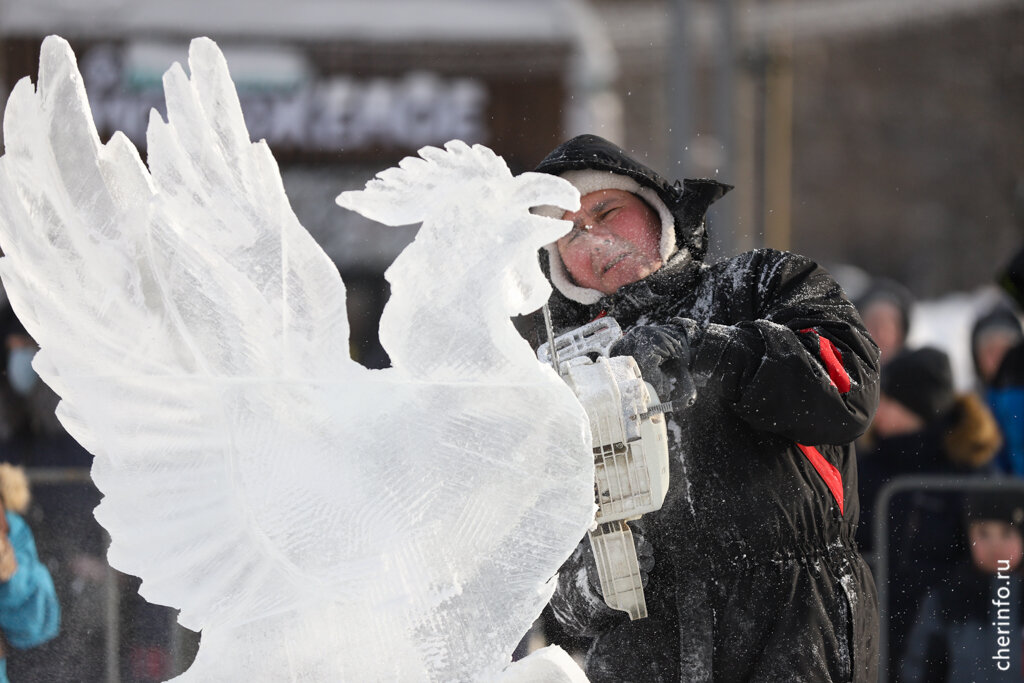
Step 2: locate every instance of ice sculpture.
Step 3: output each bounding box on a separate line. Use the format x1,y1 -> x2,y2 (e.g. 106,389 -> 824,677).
0,36 -> 595,681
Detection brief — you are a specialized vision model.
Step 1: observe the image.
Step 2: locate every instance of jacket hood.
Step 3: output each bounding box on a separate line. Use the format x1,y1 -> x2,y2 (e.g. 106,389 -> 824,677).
535,135 -> 732,259
970,304 -> 1023,382
534,134 -> 731,305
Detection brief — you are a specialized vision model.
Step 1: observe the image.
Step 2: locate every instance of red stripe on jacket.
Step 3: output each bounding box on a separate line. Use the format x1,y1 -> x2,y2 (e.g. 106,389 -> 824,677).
799,328 -> 851,394
796,443 -> 844,515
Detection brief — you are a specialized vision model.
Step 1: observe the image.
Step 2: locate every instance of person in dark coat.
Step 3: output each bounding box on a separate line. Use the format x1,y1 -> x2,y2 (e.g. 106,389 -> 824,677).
899,490 -> 1023,682
532,134 -> 881,682
857,347 -> 1003,554
854,346 -> 1003,672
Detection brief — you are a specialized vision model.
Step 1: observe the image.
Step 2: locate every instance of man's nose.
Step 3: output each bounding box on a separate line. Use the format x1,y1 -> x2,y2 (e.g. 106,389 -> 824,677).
579,220 -> 613,241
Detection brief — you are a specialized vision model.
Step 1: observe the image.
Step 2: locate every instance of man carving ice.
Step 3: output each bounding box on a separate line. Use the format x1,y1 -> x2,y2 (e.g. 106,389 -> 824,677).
533,134 -> 881,682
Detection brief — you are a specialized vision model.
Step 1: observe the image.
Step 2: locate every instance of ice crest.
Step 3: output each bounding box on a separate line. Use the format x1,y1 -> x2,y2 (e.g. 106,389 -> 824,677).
338,140 -> 579,381
0,35 -> 594,681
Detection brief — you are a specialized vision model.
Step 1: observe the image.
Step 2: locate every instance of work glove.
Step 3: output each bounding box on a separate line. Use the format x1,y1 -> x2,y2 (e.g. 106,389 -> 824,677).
582,525 -> 655,597
609,324 -> 697,407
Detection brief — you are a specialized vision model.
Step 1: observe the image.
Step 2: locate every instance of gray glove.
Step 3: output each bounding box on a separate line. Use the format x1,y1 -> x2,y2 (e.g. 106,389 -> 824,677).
609,324 -> 697,407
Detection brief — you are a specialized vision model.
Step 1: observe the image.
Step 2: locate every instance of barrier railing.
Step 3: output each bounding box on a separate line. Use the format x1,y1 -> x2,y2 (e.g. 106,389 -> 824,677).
872,475 -> 1024,682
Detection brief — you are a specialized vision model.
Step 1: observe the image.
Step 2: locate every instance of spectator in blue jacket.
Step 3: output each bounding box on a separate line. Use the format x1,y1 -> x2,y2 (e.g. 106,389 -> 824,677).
987,244 -> 1024,476
0,463 -> 60,682
989,343 -> 1024,477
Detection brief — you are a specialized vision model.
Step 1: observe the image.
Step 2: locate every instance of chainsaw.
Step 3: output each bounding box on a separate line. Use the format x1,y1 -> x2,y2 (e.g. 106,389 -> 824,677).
538,313 -> 671,620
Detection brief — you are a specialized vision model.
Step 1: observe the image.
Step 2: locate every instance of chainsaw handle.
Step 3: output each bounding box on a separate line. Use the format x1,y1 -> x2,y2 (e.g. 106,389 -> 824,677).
588,521 -> 648,621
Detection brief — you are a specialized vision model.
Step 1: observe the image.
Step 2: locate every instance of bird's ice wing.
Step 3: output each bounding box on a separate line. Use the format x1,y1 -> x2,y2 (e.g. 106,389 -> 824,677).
0,36 -> 352,629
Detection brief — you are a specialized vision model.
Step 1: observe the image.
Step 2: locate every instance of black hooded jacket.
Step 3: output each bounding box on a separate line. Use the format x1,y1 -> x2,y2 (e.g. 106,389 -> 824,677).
536,135 -> 881,682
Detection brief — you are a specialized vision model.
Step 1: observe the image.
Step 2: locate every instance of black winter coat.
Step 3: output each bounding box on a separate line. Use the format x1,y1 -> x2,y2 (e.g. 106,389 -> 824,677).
536,136 -> 881,682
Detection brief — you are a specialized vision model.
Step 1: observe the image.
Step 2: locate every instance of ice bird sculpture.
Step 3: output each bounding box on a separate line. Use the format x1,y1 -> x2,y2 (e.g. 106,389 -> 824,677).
0,35 -> 595,681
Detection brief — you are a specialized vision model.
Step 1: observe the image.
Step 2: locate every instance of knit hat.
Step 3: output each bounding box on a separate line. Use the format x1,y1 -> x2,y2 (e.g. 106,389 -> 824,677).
964,490 -> 1024,527
971,305 -> 1024,353
854,277 -> 915,345
880,347 -> 956,421
532,170 -> 678,305
970,304 -> 1024,380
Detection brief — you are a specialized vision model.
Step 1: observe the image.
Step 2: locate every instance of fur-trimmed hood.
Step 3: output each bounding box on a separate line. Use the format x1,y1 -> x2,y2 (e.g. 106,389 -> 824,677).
860,392 -> 1002,473
943,392 -> 1003,468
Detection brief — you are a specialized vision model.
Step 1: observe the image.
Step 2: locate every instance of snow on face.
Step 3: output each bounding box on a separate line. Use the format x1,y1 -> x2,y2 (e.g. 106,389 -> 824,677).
556,189 -> 663,295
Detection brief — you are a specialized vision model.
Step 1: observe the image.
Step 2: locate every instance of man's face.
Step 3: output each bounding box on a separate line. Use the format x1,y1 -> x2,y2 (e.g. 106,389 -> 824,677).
556,189 -> 664,295
861,301 -> 904,363
872,394 -> 925,438
975,330 -> 1019,383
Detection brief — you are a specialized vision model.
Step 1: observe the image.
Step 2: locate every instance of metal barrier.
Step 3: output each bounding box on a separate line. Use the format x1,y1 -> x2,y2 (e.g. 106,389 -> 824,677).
872,475 -> 1024,683
23,467 -> 196,683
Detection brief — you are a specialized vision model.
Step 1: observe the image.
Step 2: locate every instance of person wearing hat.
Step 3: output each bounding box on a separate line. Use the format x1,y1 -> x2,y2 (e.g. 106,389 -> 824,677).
533,135 -> 881,682
854,277 -> 916,365
971,305 -> 1024,389
970,304 -> 1024,476
899,489 -> 1023,681
857,346 -> 1002,555
856,346 -> 1003,671
870,346 -> 962,441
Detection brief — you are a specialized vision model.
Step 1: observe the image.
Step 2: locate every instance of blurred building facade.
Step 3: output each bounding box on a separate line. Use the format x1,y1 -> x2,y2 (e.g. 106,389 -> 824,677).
0,0 -> 1020,300
591,0 -> 1024,299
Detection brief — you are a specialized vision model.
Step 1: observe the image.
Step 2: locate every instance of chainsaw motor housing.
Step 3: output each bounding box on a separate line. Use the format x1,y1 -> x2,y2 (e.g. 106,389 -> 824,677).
538,317 -> 671,620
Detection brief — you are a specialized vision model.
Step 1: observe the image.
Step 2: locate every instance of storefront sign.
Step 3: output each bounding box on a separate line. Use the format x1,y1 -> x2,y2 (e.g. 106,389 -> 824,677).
79,43 -> 488,156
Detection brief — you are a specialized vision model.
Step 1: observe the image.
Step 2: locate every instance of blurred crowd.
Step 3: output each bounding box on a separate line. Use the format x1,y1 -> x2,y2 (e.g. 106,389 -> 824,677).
0,238 -> 1022,680
850,243 -> 1024,680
